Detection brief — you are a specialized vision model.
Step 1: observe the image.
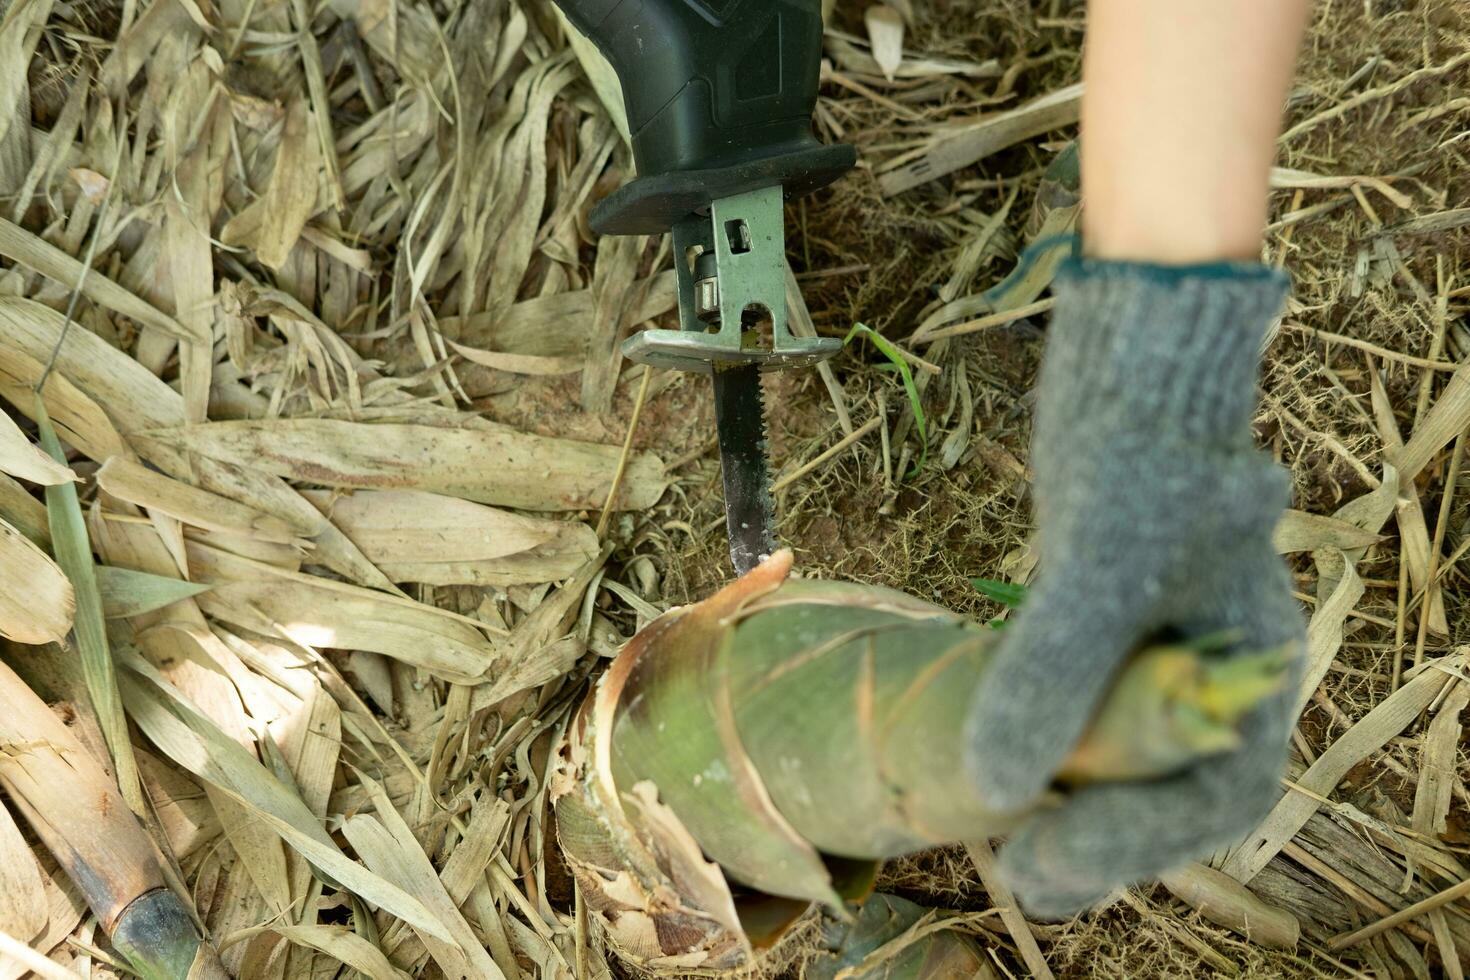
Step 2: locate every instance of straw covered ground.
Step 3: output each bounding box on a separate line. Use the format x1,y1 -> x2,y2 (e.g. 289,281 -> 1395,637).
0,0 -> 1468,976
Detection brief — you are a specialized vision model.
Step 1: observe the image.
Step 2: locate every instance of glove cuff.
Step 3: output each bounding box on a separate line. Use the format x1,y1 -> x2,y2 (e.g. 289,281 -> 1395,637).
1040,258 -> 1290,444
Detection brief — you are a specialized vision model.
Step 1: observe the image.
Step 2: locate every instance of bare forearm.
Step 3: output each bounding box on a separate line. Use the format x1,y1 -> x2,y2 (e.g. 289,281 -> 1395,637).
1081,0 -> 1313,263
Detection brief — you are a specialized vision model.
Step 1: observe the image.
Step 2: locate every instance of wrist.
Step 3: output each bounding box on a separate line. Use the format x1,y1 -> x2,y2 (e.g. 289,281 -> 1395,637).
1038,258 -> 1289,445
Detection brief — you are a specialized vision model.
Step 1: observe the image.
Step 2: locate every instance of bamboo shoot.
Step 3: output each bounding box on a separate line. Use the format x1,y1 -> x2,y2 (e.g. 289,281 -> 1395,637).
553,551 -> 1290,972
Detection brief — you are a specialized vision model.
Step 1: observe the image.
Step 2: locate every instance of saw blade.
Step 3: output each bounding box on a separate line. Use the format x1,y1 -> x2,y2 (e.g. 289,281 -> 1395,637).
711,363 -> 777,575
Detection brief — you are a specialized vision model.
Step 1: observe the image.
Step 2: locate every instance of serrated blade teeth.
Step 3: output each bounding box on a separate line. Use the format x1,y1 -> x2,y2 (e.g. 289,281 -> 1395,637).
711,364 -> 777,575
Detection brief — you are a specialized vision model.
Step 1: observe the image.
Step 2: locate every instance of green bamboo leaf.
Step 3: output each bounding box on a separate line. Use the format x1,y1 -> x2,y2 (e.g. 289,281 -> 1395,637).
844,323 -> 927,477
969,577 -> 1027,609
95,565 -> 211,619
33,392 -> 146,815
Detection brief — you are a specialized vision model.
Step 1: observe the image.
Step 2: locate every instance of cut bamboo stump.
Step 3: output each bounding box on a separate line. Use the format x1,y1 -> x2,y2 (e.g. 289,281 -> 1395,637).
0,659 -> 227,979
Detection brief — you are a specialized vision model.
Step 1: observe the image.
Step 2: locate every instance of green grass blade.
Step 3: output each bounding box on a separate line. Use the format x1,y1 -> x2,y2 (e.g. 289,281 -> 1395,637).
969,577 -> 1027,609
844,324 -> 927,478
34,391 -> 146,815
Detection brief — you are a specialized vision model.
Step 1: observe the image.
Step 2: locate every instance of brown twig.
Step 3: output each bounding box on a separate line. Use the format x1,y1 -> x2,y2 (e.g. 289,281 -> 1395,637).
597,366 -> 657,539
771,416 -> 883,493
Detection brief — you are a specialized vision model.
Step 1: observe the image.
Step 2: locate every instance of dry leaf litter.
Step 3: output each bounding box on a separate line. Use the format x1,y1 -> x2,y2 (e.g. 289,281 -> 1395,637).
0,0 -> 1468,977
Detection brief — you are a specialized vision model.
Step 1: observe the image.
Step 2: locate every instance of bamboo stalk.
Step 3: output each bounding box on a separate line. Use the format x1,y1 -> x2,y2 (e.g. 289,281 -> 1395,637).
0,660 -> 226,978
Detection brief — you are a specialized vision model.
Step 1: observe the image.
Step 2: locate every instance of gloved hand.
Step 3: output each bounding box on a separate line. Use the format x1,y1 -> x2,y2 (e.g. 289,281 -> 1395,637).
963,257 -> 1305,919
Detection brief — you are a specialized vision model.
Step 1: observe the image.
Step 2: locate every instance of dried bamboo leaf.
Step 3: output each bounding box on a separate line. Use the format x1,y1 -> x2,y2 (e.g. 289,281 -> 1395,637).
434,270 -> 676,357
0,515 -> 72,644
0,0 -> 53,174
374,791 -> 509,971
556,8 -> 630,143
177,456 -> 398,593
337,93 -> 435,198
824,30 -> 1000,80
87,515 -> 260,747
0,296 -> 181,433
1427,912 -> 1463,980
342,778 -> 504,980
14,72 -> 86,212
212,784 -> 293,917
0,298 -> 400,591
1331,461 -> 1398,538
136,419 -> 667,511
1296,554 -> 1364,718
1411,679 -> 1468,839
220,97 -> 323,271
34,395 -> 143,813
0,218 -> 204,345
484,548 -> 605,670
1396,489 -> 1451,632
201,859 -> 272,979
289,0 -> 344,211
0,798 -> 46,943
162,102 -> 226,425
448,340 -> 582,376
0,409 -> 73,485
98,456 -> 300,544
878,84 -> 1083,196
583,233 -> 645,412
272,673 -> 340,907
300,488 -> 561,561
272,678 -> 340,819
1272,509 -> 1381,554
187,541 -> 499,682
347,650 -> 394,714
98,0 -> 196,94
1269,168 -> 1414,208
359,548 -> 599,587
0,347 -> 130,464
458,555 -> 608,708
224,924 -> 411,980
0,861 -> 84,980
1224,657 -> 1463,883
437,793 -> 509,906
1385,208 -> 1470,236
0,472 -> 48,546
480,61 -> 579,316
117,656 -> 457,945
1395,364 -> 1470,483
136,749 -> 218,862
470,634 -> 585,712
1371,371 -> 1449,635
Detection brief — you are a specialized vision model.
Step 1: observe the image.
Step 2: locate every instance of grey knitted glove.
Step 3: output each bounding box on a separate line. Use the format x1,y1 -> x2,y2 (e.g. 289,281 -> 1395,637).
963,258 -> 1305,919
